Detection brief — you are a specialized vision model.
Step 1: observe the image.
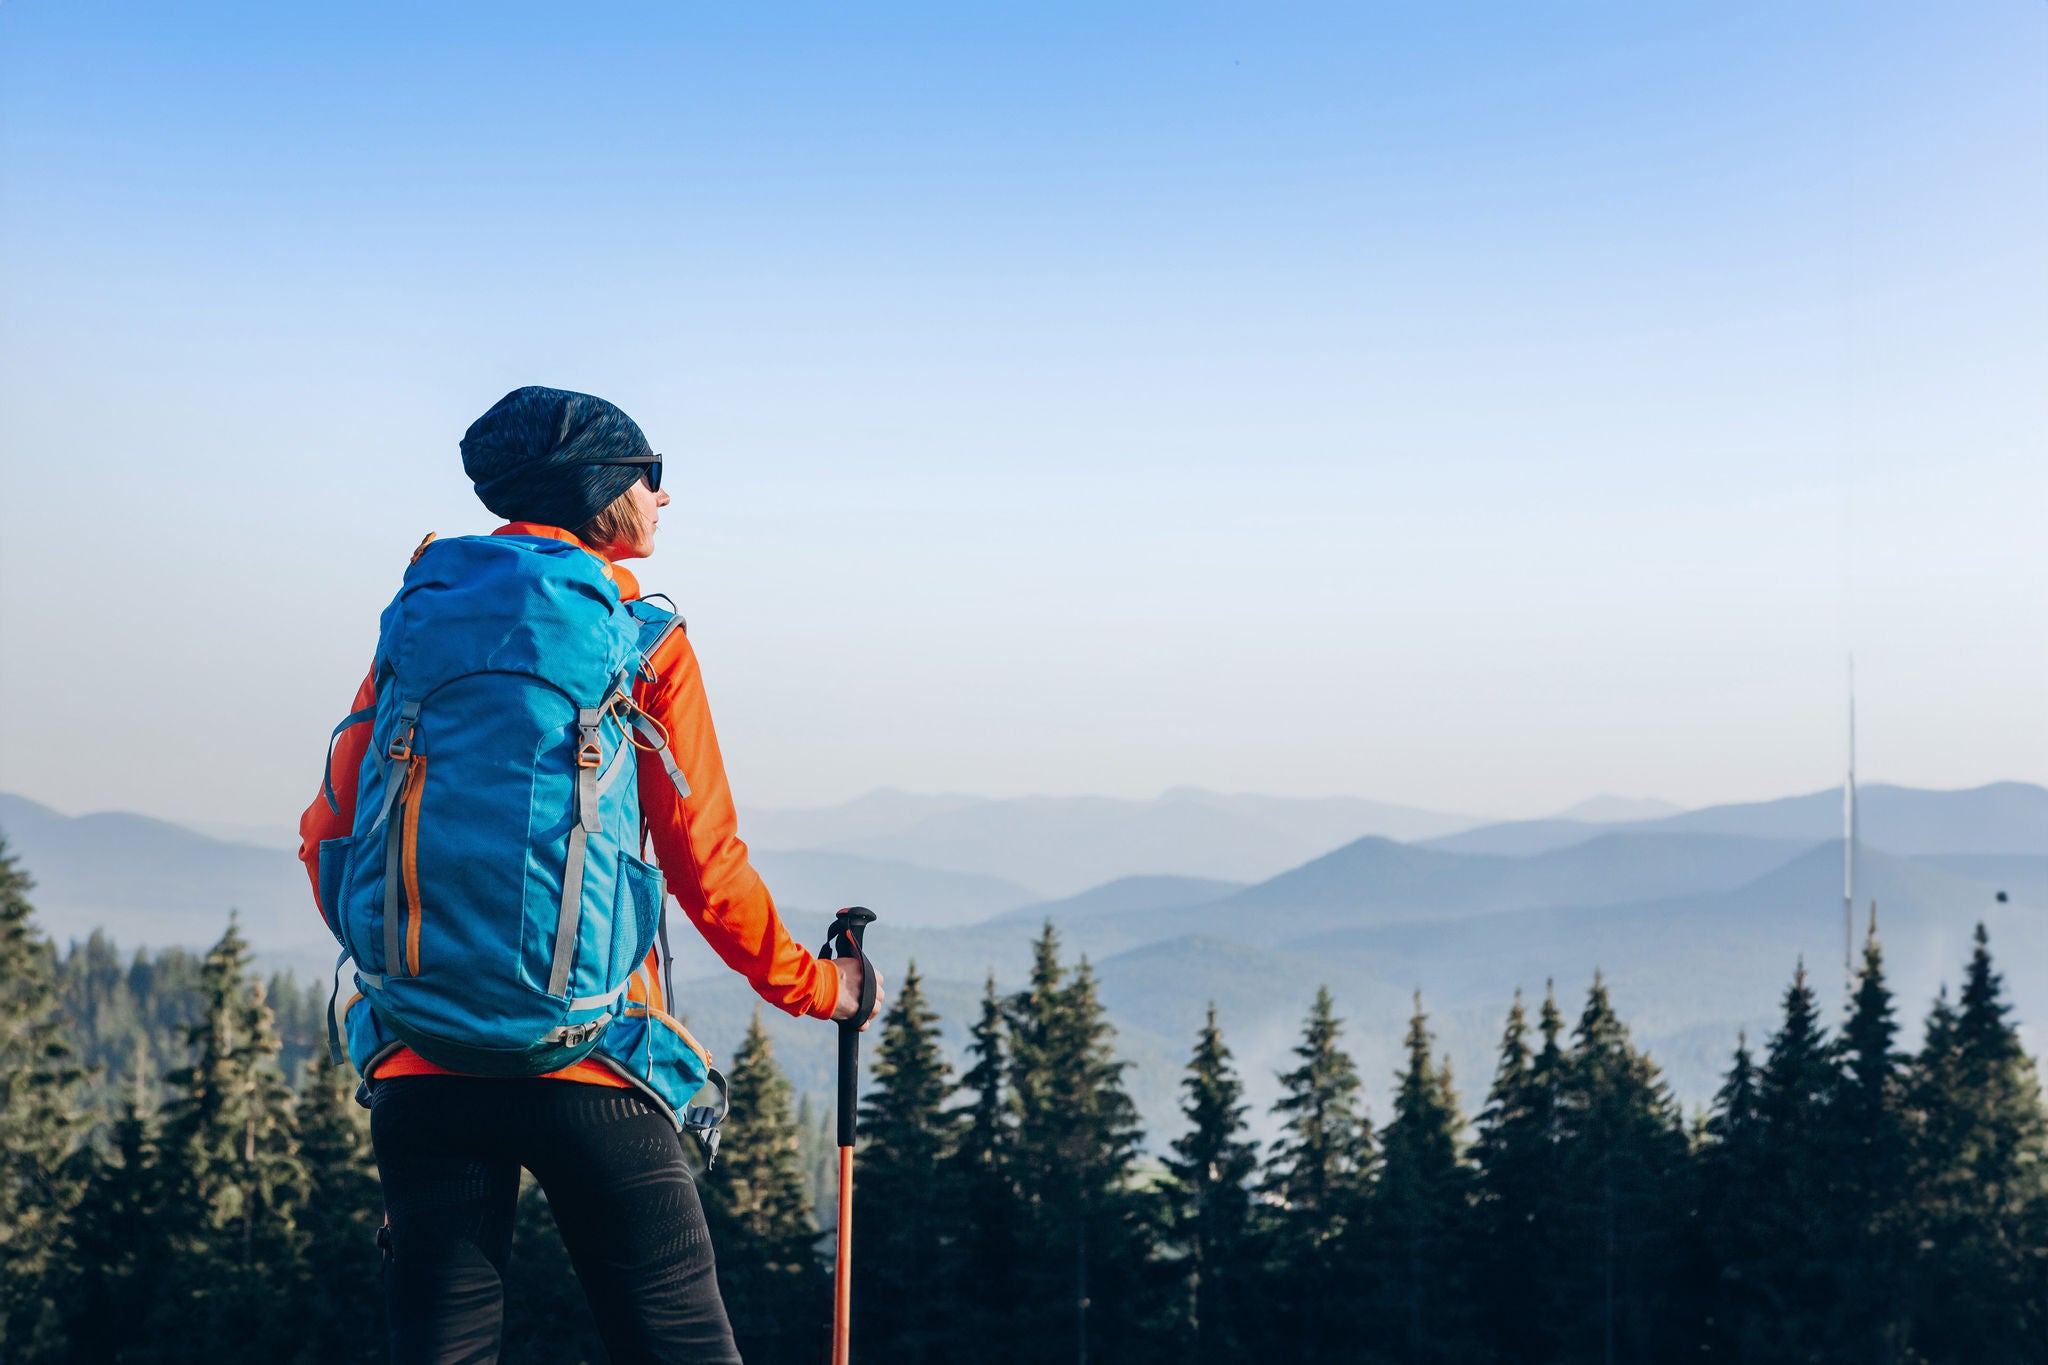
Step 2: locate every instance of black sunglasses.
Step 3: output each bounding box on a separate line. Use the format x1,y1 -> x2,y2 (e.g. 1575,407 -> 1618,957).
583,453 -> 663,493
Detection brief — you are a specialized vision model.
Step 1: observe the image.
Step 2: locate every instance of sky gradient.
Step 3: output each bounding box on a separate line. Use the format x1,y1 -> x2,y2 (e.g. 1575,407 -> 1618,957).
2,1 -> 2043,826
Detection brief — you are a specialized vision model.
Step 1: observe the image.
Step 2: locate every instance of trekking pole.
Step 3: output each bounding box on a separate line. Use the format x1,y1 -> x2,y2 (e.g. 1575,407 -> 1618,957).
820,906 -> 877,1365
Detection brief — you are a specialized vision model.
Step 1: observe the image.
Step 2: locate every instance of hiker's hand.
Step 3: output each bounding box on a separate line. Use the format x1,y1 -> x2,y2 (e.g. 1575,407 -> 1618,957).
830,956 -> 884,1030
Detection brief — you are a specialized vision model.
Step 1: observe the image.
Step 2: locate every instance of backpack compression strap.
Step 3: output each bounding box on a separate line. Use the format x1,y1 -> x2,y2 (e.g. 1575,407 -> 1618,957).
629,714 -> 691,802
546,706 -> 607,999
322,706 -> 377,815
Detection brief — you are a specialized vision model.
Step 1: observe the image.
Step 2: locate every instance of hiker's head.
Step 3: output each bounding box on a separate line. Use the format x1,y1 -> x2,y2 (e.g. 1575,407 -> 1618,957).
460,385 -> 667,557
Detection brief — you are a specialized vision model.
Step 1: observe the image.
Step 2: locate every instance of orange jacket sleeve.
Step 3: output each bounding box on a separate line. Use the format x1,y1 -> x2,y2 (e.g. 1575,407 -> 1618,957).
634,628 -> 840,1021
298,667 -> 377,916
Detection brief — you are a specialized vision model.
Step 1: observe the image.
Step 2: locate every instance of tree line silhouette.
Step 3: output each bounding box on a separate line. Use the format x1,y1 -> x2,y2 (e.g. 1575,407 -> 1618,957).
1,834 -> 2043,1364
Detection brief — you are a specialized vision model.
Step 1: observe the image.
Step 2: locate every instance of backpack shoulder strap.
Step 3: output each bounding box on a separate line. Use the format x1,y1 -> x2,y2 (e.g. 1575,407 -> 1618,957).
629,594 -> 687,682
618,596 -> 691,803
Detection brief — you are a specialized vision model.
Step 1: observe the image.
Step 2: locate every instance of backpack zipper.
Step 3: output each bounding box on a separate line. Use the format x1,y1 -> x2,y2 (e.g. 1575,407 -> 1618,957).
400,754 -> 427,975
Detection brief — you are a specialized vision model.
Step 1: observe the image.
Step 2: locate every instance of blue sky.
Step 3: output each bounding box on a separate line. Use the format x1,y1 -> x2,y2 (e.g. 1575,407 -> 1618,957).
2,1 -> 2043,825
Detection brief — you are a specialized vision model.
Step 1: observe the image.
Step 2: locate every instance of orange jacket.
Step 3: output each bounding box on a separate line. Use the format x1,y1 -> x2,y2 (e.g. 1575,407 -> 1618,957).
298,522 -> 838,1085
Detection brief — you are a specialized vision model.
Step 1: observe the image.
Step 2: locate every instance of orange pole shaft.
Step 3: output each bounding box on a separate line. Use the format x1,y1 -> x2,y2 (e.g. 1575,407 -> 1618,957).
833,1144 -> 854,1365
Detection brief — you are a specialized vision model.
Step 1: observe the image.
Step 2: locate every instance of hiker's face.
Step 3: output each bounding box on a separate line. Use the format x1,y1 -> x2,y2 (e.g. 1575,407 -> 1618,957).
613,479 -> 669,560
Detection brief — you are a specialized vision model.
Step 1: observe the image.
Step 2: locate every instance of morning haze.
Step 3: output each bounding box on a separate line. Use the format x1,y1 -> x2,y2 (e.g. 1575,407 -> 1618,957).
2,1 -> 2044,828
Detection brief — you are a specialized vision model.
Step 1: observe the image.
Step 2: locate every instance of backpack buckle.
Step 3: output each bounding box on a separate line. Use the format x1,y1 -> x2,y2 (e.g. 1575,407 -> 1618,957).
576,741 -> 603,769
553,1019 -> 607,1048
387,727 -> 415,761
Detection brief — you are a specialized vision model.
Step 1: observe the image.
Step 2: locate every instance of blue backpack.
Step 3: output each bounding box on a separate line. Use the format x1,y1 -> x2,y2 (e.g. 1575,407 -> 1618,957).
317,534 -> 725,1146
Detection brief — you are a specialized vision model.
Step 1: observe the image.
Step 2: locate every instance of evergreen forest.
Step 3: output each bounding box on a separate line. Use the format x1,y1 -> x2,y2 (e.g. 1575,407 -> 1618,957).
3,835 -> 2044,1365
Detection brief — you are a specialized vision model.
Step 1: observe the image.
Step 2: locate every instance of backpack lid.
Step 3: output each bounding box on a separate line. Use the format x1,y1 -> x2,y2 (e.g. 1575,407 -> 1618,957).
377,535 -> 639,705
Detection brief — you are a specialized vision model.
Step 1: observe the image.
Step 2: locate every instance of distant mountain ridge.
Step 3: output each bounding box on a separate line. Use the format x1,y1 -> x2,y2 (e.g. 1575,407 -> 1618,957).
709,834 -> 2038,1140
0,793 -> 1050,946
1430,782 -> 2048,858
1550,794 -> 1684,822
5,780 -> 2041,1145
0,792 -> 329,955
745,787 -> 1485,895
749,849 -> 1039,927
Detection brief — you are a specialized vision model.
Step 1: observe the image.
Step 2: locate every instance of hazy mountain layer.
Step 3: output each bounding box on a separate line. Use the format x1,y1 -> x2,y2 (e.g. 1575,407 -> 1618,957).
753,787 -> 1483,895
0,793 -> 332,955
673,841 -> 2038,1144
5,781 -> 2042,1145
1430,781 -> 2048,858
749,849 -> 1040,927
0,792 -> 1045,945
990,874 -> 1246,923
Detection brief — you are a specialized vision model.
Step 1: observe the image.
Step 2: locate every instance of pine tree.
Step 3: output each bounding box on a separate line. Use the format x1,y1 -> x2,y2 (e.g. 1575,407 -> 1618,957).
1906,926 -> 2048,1364
1472,983 -> 1580,1365
1261,986 -> 1372,1364
1751,964 -> 1841,1358
1005,926 -> 1153,1363
0,840 -> 87,1360
853,963 -> 956,1364
1469,992 -> 1532,1176
1553,974 -> 1688,1365
1364,994 -> 1478,1365
1693,1030 -> 1765,1359
294,1048 -> 384,1365
1165,1005 -> 1257,1361
1830,922 -> 1912,1364
1264,986 -> 1369,1227
795,1093 -> 838,1227
941,975 -> 1022,1363
1470,991 -> 1545,1362
1695,966 -> 1842,1359
142,918 -> 310,1363
54,1075 -> 165,1363
702,1009 -> 823,1365
55,938 -> 206,1111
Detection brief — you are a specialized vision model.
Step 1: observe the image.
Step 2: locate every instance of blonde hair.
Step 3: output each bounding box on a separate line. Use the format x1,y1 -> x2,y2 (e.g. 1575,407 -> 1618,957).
575,486 -> 649,554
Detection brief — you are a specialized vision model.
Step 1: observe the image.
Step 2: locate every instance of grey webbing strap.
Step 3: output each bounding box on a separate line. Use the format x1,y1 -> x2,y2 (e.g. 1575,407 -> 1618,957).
567,983 -> 628,1012
323,706 -> 377,815
595,736 -> 632,796
356,972 -> 384,990
657,900 -> 677,1017
370,700 -> 422,832
383,803 -> 405,976
325,950 -> 351,1065
575,708 -> 603,834
547,826 -> 589,998
371,758 -> 407,830
631,716 -> 691,800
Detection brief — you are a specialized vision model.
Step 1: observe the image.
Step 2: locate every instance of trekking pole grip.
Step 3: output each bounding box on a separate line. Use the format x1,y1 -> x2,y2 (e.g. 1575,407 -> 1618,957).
822,906 -> 877,1148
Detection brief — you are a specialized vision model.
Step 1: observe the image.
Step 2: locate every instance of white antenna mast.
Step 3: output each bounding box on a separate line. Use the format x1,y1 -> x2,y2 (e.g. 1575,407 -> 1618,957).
1843,655 -> 1857,993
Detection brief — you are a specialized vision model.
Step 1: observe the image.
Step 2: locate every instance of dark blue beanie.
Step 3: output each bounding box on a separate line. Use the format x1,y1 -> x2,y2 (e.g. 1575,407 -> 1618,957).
460,386 -> 653,530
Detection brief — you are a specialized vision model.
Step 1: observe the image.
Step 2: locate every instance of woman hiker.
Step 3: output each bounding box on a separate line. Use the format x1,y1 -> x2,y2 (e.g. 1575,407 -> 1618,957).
298,385 -> 882,1365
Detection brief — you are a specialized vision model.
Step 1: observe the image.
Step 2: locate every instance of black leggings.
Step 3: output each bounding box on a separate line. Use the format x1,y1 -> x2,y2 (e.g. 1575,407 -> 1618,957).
371,1074 -> 741,1365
